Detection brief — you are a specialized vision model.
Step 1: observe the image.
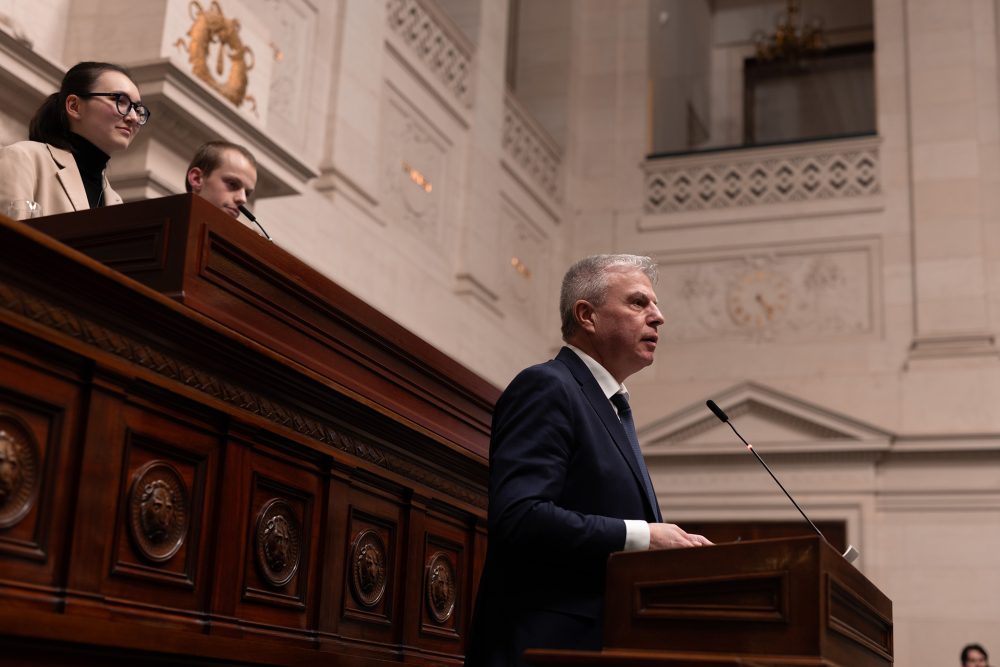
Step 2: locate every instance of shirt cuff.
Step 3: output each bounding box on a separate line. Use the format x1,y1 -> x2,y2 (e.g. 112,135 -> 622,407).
623,519 -> 651,551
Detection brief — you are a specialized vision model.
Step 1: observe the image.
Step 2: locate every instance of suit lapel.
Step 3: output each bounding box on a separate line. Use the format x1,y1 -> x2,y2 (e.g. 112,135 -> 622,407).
46,144 -> 89,211
555,347 -> 659,520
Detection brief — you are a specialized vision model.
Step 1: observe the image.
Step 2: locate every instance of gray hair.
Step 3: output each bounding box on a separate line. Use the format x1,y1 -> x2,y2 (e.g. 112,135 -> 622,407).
559,254 -> 658,340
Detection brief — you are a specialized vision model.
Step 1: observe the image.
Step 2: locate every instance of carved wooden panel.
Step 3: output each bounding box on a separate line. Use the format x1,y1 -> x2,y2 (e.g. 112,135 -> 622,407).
316,469 -> 407,659
342,505 -> 399,628
99,401 -> 218,615
233,444 -> 321,633
0,210 -> 491,665
0,350 -> 82,600
407,508 -> 471,655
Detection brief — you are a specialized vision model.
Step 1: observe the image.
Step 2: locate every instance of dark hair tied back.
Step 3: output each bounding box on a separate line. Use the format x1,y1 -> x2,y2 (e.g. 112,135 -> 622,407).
28,61 -> 134,150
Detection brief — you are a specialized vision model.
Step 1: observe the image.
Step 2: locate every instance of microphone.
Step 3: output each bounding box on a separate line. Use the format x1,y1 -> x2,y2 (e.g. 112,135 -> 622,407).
706,399 -> 860,564
238,204 -> 272,241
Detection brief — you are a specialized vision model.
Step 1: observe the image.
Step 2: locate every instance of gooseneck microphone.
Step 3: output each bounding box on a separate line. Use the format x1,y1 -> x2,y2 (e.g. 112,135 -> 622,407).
238,204 -> 273,241
706,399 -> 860,564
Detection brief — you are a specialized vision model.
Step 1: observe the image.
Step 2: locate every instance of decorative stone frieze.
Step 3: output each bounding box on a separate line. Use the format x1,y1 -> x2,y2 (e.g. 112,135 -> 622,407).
655,239 -> 879,343
643,136 -> 881,226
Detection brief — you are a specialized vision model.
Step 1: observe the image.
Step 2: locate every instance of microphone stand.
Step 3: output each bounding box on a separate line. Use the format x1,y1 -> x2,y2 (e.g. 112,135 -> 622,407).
238,204 -> 272,241
706,400 -> 860,564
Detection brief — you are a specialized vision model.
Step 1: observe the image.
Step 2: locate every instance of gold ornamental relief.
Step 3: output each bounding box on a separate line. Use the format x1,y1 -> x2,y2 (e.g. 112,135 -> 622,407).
176,0 -> 257,113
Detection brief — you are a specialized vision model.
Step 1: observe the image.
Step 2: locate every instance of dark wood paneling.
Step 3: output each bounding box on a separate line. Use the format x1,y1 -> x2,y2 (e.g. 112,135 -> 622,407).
0,211 -> 491,665
0,346 -> 84,607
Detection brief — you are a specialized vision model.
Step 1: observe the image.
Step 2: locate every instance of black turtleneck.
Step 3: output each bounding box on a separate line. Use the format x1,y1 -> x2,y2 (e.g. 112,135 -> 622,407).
67,133 -> 110,208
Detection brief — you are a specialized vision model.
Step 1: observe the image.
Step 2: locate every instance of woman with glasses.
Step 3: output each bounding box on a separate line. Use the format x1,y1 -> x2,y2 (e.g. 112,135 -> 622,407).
0,61 -> 150,217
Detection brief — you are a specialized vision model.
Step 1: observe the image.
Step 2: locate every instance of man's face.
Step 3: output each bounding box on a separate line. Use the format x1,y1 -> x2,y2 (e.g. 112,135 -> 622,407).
581,268 -> 664,383
965,650 -> 988,667
188,148 -> 257,219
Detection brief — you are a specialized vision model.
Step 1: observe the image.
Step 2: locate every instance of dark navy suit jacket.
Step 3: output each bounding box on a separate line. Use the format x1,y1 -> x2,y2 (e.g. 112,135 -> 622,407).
465,347 -> 661,667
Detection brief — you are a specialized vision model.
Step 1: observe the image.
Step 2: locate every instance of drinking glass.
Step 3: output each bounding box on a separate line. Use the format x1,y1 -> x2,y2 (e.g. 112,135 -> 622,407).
3,200 -> 42,220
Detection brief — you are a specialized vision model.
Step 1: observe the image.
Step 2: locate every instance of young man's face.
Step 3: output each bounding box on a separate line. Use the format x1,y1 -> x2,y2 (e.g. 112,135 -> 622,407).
187,148 -> 257,218
965,650 -> 988,667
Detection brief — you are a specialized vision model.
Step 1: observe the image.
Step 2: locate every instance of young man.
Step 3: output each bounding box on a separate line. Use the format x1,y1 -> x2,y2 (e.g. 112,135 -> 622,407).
185,141 -> 257,220
465,254 -> 711,667
962,644 -> 989,667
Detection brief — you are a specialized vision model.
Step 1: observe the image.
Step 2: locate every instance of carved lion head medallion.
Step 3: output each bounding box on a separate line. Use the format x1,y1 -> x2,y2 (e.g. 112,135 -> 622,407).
128,460 -> 188,562
350,529 -> 387,608
425,551 -> 456,624
0,415 -> 39,529
254,498 -> 300,588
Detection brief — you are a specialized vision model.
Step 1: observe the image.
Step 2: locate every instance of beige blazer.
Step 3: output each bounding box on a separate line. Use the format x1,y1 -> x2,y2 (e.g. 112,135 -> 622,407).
0,140 -> 123,216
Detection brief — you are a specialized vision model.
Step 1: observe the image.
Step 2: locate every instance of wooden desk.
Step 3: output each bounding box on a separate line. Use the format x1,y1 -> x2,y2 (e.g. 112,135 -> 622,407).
0,200 -> 497,666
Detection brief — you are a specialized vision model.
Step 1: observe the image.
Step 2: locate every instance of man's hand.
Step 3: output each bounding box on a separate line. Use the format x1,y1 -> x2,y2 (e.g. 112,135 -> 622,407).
648,523 -> 713,550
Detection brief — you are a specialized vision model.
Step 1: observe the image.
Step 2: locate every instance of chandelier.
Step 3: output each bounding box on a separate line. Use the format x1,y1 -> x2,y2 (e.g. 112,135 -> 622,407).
753,0 -> 825,64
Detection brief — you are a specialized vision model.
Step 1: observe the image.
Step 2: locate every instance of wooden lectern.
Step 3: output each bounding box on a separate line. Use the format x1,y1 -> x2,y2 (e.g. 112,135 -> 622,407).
527,535 -> 892,666
0,198 -> 497,666
29,194 -> 494,455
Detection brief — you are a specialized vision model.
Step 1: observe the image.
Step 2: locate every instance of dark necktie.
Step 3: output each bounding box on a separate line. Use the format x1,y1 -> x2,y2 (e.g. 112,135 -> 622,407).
611,392 -> 662,522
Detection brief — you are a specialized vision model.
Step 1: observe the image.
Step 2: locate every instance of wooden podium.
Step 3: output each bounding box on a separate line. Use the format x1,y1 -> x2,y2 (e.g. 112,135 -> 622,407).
29,194 -> 495,457
527,536 -> 892,666
0,198 -> 498,666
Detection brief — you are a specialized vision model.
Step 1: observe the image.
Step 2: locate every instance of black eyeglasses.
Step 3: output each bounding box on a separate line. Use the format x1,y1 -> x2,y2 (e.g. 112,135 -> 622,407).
78,92 -> 151,126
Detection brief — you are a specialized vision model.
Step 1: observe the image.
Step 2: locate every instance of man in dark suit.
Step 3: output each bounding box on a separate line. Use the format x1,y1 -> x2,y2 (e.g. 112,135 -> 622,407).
465,254 -> 711,667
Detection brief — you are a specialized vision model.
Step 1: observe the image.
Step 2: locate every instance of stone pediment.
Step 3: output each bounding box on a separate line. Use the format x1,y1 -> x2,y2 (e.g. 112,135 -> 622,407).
638,381 -> 893,456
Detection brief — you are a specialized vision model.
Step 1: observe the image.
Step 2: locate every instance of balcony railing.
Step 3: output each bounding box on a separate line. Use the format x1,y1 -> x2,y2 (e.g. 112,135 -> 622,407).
385,0 -> 474,108
502,91 -> 563,205
642,134 -> 881,229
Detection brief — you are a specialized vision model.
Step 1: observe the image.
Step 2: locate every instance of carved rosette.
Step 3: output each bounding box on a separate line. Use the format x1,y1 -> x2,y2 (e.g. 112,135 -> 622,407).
425,551 -> 456,624
0,415 -> 39,529
350,529 -> 387,608
254,498 -> 300,588
128,461 -> 188,562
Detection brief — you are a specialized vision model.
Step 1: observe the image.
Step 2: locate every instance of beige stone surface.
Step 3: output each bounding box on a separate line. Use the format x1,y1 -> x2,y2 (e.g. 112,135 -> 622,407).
1,0 -> 999,664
